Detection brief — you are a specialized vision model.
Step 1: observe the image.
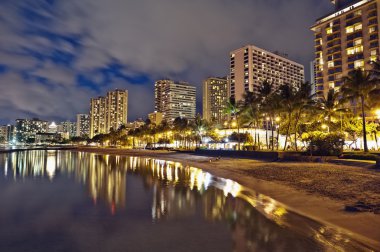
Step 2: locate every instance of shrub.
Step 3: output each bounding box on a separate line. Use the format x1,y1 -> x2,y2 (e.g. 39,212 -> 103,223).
303,131 -> 345,156
341,153 -> 379,161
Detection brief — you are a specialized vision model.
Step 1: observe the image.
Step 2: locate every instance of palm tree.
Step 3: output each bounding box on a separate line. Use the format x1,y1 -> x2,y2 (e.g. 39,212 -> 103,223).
278,83 -> 297,151
173,117 -> 188,148
192,114 -> 208,148
317,88 -> 350,131
340,68 -> 380,152
258,81 -> 273,149
292,82 -> 315,151
224,97 -> 241,150
240,91 -> 261,147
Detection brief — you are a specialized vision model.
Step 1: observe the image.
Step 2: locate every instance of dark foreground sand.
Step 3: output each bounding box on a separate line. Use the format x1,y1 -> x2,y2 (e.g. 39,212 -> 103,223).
77,147 -> 380,249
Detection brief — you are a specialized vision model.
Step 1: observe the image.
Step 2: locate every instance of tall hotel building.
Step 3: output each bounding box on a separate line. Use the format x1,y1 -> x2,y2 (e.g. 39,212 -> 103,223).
106,89 -> 128,131
15,118 -> 48,142
230,45 -> 305,102
202,77 -> 230,124
311,0 -> 379,98
76,114 -> 90,137
89,89 -> 128,138
154,79 -> 196,122
90,97 -> 106,138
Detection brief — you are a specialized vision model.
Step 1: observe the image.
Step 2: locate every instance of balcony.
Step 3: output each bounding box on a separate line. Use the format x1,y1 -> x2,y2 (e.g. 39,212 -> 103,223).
370,34 -> 378,41
370,42 -> 379,48
368,20 -> 378,26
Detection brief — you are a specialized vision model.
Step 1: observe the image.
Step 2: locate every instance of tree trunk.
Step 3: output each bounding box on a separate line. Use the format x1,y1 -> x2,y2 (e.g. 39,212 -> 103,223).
271,117 -> 275,151
283,112 -> 292,151
293,110 -> 302,152
361,96 -> 369,152
265,121 -> 268,150
374,132 -> 378,150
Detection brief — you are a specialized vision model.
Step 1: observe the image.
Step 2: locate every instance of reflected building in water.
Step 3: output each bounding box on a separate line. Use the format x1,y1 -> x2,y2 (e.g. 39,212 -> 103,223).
0,151 -> 365,251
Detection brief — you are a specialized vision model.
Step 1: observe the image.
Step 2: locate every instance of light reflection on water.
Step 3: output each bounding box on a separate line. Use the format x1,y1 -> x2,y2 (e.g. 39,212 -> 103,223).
0,150 -> 374,252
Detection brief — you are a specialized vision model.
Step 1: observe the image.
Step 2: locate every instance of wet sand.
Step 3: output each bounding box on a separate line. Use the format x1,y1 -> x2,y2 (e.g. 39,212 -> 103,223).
76,147 -> 380,249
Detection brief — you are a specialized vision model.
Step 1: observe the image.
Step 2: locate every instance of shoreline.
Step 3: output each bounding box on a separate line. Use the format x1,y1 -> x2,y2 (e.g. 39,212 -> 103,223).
2,147 -> 380,249
75,147 -> 380,249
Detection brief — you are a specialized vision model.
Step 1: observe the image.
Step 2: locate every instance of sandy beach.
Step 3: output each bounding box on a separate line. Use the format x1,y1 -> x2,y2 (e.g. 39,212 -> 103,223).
75,147 -> 380,248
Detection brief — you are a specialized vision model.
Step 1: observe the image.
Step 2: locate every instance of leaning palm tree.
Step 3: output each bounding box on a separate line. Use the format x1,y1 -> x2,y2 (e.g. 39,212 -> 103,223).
340,68 -> 380,152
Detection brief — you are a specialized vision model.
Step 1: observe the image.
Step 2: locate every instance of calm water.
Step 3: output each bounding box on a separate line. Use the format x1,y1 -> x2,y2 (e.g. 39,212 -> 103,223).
0,150 -> 371,252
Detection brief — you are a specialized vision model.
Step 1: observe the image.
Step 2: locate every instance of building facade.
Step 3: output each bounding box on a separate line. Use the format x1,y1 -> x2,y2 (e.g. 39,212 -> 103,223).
90,90 -> 128,138
0,126 -> 7,143
0,125 -> 14,143
154,80 -> 196,122
148,112 -> 163,125
90,97 -> 107,138
106,89 -> 128,132
59,121 -> 76,139
76,114 -> 90,137
230,45 -> 305,102
15,118 -> 48,143
311,0 -> 379,98
202,77 -> 230,125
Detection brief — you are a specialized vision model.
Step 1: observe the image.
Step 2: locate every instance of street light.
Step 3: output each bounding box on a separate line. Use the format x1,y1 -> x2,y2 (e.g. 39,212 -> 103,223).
322,124 -> 330,133
376,109 -> 380,119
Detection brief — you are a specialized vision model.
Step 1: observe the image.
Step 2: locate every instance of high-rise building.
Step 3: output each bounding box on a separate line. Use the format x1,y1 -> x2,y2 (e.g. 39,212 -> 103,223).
202,77 -> 230,124
59,121 -> 76,138
0,125 -> 14,143
148,112 -> 163,125
230,45 -> 305,102
310,60 -> 318,97
0,126 -> 7,143
90,97 -> 106,138
90,90 -> 128,138
106,89 -> 128,131
311,0 -> 379,98
15,118 -> 48,143
76,114 -> 90,137
154,79 -> 169,113
154,79 -> 196,122
332,0 -> 360,9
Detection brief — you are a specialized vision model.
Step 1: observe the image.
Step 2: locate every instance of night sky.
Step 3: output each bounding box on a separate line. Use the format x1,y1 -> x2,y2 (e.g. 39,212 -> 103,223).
0,0 -> 334,124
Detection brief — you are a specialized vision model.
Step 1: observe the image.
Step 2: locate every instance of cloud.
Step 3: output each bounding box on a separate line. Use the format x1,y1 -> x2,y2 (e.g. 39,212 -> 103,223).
0,0 -> 333,124
0,72 -> 96,122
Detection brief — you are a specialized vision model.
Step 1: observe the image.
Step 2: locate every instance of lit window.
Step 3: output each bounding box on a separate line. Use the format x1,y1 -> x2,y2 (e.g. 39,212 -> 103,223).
354,23 -> 362,31
354,10 -> 362,16
326,27 -> 333,34
354,60 -> 364,69
369,27 -> 376,33
371,50 -> 377,56
329,82 -> 335,89
355,45 -> 363,53
346,26 -> 354,34
354,39 -> 362,46
347,48 -> 355,55
328,61 -> 334,68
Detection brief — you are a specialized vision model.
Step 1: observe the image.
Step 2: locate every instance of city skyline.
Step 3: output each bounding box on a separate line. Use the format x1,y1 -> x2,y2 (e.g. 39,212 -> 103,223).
0,0 -> 334,124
